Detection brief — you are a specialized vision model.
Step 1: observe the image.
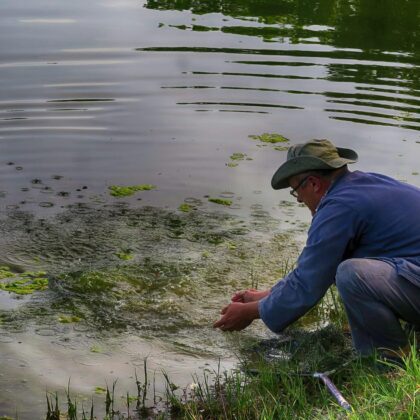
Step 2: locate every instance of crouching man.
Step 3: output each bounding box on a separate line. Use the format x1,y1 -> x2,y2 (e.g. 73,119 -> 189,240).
214,139 -> 420,358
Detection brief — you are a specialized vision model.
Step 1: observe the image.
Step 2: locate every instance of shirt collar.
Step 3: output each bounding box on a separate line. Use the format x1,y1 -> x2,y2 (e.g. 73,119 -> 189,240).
315,170 -> 351,213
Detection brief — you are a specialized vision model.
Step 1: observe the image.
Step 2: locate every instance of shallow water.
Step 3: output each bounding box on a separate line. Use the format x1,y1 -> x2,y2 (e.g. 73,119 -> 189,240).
0,0 -> 419,417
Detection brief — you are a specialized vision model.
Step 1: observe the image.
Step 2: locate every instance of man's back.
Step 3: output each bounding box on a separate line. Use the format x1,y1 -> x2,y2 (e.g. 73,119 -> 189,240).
319,171 -> 420,285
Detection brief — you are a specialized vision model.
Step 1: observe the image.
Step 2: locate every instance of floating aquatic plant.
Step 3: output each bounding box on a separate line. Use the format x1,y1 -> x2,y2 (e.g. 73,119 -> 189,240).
0,277 -> 48,295
0,266 -> 15,279
58,315 -> 82,323
109,184 -> 156,197
249,133 -> 289,144
178,203 -> 194,212
230,152 -> 247,161
0,268 -> 48,295
115,250 -> 134,260
208,198 -> 232,206
226,152 -> 253,168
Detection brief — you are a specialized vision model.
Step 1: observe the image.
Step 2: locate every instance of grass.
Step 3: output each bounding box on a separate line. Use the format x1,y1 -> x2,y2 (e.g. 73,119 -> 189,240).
40,329 -> 418,419
171,348 -> 419,419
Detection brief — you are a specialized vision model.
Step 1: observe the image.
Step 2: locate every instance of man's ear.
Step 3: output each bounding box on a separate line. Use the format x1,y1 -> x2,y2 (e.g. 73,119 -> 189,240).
311,176 -> 322,192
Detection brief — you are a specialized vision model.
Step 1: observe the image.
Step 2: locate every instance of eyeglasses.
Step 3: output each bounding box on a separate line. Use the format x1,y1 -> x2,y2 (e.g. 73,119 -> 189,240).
289,176 -> 310,198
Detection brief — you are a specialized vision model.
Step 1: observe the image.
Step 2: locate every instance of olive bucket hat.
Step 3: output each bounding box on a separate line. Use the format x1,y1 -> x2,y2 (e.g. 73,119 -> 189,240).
271,139 -> 358,190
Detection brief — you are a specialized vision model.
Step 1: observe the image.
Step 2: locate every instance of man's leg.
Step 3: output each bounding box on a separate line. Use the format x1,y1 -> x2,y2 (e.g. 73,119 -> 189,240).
336,258 -> 420,356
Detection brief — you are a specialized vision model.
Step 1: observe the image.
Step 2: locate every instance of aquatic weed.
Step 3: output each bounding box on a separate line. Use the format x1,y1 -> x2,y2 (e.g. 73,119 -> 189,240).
109,184 -> 156,197
178,203 -> 194,212
208,198 -> 232,206
58,315 -> 82,323
0,275 -> 48,295
230,152 -> 247,160
249,133 -> 289,144
115,250 -> 134,260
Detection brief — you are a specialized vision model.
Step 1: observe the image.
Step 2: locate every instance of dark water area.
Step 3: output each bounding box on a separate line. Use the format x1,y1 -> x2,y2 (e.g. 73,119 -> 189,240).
0,0 -> 419,417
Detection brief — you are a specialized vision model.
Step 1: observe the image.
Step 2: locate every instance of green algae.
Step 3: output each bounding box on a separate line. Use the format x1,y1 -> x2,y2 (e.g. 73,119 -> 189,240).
58,315 -> 82,323
230,152 -> 247,160
109,184 -> 156,197
59,271 -> 115,294
0,266 -> 15,279
0,269 -> 48,295
226,152 -> 253,168
115,250 -> 134,260
274,145 -> 289,151
249,133 -> 289,144
0,202 -> 299,352
208,198 -> 232,206
178,203 -> 194,212
94,386 -> 106,394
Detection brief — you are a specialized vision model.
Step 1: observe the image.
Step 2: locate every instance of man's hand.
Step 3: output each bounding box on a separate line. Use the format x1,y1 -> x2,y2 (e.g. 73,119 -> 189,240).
231,288 -> 270,303
213,301 -> 260,331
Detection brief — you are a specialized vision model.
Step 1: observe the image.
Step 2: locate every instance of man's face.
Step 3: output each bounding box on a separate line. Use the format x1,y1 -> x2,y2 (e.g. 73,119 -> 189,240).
288,174 -> 322,216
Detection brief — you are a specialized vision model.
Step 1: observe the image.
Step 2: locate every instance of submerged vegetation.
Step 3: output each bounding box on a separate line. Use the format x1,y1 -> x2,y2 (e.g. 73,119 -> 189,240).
178,203 -> 194,212
0,202 -> 297,344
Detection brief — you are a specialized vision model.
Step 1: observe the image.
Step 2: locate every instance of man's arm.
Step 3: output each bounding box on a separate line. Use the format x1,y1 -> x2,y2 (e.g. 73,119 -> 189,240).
231,288 -> 271,303
259,200 -> 363,332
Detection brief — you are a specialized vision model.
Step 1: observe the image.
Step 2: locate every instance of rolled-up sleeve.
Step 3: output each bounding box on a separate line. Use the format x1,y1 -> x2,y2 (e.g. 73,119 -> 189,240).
259,200 -> 363,332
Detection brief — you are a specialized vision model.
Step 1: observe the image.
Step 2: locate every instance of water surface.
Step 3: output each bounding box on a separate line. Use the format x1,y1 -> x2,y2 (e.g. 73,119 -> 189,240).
0,0 -> 419,417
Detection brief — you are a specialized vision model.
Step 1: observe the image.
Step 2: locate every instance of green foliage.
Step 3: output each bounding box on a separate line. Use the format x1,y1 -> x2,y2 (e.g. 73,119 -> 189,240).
108,184 -> 156,197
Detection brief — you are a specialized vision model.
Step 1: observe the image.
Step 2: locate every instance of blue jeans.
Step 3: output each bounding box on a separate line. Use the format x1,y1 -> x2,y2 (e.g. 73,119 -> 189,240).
336,258 -> 420,355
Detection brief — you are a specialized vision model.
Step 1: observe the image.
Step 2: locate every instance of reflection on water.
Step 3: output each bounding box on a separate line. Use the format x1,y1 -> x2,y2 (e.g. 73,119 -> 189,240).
140,0 -> 420,131
0,0 -> 419,417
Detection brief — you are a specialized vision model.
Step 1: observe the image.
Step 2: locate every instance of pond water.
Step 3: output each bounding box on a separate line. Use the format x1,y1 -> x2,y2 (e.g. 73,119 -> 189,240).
0,0 -> 419,417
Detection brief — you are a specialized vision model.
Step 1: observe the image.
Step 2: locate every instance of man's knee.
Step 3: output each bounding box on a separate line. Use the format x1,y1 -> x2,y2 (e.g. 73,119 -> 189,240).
336,258 -> 367,296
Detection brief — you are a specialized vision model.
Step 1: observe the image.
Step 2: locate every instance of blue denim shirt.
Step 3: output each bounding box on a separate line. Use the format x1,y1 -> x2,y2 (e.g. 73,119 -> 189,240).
259,171 -> 420,333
